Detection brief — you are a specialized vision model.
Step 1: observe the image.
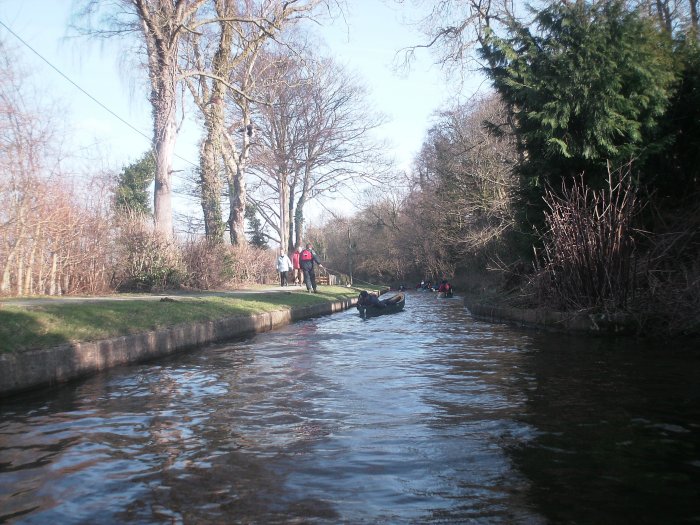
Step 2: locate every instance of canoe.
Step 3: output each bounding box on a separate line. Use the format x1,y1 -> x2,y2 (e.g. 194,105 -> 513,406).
358,293 -> 405,318
437,291 -> 454,298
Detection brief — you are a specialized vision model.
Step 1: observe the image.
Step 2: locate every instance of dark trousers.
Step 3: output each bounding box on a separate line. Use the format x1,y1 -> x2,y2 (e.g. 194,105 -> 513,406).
303,267 -> 316,291
279,271 -> 288,286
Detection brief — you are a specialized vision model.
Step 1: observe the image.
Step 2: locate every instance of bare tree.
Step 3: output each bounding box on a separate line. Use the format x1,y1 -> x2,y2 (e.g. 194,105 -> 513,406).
184,0 -> 329,245
397,0 -> 519,75
245,52 -> 305,253
407,0 -> 698,74
185,0 -> 259,243
0,39 -> 115,296
251,54 -> 389,253
631,0 -> 700,35
316,95 -> 519,287
417,95 -> 518,254
0,40 -> 59,294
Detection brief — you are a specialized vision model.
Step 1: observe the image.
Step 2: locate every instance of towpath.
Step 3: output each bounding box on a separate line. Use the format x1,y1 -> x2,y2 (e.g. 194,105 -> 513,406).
0,284 -> 322,308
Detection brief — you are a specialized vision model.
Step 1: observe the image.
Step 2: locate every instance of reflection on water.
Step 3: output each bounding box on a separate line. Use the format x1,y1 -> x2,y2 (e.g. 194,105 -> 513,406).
1,292 -> 699,523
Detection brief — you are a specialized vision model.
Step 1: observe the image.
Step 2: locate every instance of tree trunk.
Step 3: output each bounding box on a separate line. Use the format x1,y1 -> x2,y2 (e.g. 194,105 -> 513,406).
49,252 -> 58,296
288,187 -> 296,249
135,0 -> 208,238
294,160 -> 313,247
197,3 -> 232,243
294,194 -> 306,248
278,172 -> 290,254
655,0 -> 673,33
24,237 -> 37,295
227,162 -> 248,245
151,71 -> 177,238
200,127 -> 225,242
17,251 -> 24,296
347,226 -> 354,285
223,105 -> 253,246
1,245 -> 16,294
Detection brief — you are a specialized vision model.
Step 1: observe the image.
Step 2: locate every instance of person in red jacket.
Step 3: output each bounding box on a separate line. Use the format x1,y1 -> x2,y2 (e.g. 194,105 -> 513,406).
438,279 -> 453,297
299,243 -> 323,293
291,246 -> 302,286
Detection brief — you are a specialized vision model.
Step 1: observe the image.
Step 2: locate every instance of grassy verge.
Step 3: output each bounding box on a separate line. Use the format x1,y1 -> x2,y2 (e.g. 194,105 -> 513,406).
0,286 -> 368,353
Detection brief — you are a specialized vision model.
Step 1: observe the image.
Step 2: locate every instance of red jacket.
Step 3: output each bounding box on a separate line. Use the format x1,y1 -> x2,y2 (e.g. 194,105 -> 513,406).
438,282 -> 451,293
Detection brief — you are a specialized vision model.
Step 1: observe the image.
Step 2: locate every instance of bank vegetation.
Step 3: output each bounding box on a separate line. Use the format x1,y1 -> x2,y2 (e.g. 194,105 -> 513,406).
1,1 -> 699,338
1,2 -> 377,298
317,0 -> 700,337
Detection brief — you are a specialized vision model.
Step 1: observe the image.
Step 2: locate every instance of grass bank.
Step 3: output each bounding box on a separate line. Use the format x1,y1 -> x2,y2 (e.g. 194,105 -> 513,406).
0,286 -> 367,353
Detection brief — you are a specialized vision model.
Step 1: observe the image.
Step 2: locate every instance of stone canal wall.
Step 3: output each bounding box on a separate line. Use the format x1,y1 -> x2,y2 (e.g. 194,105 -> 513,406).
0,298 -> 356,397
466,300 -> 635,336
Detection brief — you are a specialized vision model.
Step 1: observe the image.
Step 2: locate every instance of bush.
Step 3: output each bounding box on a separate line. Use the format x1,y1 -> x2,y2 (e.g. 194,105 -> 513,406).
113,215 -> 184,292
182,240 -> 278,289
181,239 -> 230,290
532,167 -> 639,312
223,243 -> 277,285
637,200 -> 700,335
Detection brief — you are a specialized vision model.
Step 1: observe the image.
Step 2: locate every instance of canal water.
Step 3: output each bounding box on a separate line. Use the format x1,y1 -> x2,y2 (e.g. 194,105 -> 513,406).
1,291 -> 699,524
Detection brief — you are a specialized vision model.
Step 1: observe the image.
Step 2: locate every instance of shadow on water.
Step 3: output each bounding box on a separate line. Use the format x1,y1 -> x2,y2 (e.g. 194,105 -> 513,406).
503,333 -> 700,524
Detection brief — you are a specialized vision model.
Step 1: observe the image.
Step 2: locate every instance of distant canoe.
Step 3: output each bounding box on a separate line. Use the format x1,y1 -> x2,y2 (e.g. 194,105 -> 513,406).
358,293 -> 405,318
437,290 -> 454,298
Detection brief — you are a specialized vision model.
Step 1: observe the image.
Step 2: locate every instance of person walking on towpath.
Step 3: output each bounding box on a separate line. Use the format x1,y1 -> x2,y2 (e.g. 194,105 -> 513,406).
276,250 -> 293,286
300,243 -> 324,293
291,246 -> 303,286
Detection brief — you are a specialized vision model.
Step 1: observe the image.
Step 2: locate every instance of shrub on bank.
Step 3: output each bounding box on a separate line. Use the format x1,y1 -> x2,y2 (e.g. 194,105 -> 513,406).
510,168 -> 699,336
112,216 -> 185,292
181,239 -> 277,290
532,169 -> 638,312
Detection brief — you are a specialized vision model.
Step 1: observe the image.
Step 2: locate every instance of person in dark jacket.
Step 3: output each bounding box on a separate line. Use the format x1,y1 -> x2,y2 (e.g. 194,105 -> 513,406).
357,290 -> 386,308
299,242 -> 323,293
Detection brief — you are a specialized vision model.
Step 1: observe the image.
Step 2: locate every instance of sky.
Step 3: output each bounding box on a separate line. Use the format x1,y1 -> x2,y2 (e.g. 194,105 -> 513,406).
0,0 -> 481,220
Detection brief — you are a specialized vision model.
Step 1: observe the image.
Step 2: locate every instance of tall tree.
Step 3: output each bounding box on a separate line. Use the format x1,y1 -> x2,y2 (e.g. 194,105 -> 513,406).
184,0 -> 327,245
247,52 -> 304,254
0,40 -> 60,294
75,0 -> 208,238
251,55 -> 388,252
132,0 -> 207,237
414,95 -> 519,256
0,40 -> 113,296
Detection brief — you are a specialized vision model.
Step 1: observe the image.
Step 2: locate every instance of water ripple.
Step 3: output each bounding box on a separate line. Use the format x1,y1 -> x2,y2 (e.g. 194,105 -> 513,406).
2,292 -> 699,523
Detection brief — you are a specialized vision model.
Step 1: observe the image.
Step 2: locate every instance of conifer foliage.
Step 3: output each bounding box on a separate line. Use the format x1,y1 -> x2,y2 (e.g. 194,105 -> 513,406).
115,152 -> 155,216
482,1 -> 677,192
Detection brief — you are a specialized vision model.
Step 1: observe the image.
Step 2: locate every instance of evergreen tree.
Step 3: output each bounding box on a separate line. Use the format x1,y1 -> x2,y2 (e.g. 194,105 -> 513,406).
245,205 -> 269,249
115,152 -> 156,216
482,1 -> 677,222
645,39 -> 700,207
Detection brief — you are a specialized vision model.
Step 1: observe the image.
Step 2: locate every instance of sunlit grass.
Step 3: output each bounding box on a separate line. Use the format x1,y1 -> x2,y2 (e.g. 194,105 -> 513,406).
0,286 -> 367,353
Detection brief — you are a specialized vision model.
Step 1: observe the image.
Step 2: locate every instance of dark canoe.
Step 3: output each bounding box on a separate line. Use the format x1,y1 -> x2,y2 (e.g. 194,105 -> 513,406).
358,293 -> 405,318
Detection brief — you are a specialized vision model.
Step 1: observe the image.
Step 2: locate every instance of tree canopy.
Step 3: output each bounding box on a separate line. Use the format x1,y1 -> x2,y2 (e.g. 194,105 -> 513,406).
482,1 -> 678,190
